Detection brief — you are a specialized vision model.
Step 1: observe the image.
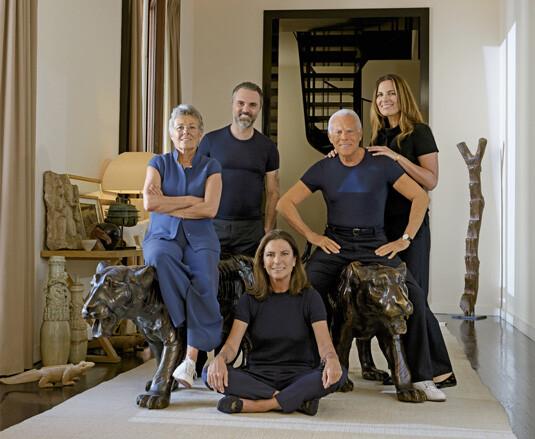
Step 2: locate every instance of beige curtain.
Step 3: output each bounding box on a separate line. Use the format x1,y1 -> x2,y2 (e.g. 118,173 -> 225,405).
163,0 -> 180,153
119,0 -> 144,153
0,0 -> 37,375
129,0 -> 143,152
167,0 -> 180,109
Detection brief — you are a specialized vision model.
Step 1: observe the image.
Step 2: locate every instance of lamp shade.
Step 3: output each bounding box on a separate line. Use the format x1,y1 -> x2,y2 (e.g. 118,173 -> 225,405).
101,152 -> 155,194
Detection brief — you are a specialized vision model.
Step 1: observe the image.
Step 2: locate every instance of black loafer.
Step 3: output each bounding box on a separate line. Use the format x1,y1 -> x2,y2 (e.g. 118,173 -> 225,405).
435,372 -> 457,389
217,396 -> 243,414
297,398 -> 319,416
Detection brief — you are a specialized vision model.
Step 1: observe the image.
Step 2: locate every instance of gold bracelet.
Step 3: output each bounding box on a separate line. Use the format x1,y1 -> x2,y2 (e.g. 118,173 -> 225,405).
395,154 -> 400,162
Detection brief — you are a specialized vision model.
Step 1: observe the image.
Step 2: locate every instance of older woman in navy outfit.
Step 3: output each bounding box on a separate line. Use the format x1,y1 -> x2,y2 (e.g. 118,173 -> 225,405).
143,104 -> 223,388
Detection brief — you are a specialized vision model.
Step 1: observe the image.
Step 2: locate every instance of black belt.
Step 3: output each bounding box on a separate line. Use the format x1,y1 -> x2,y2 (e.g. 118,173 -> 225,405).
326,224 -> 384,236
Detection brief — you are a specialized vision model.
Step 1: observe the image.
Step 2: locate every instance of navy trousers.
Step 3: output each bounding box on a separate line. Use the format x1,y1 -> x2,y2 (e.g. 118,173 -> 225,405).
385,212 -> 452,377
143,223 -> 223,352
213,219 -> 264,257
305,227 -> 446,382
202,364 -> 347,413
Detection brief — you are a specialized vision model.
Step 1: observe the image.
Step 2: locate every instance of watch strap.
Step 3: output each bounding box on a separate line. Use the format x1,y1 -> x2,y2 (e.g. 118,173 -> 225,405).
402,233 -> 413,243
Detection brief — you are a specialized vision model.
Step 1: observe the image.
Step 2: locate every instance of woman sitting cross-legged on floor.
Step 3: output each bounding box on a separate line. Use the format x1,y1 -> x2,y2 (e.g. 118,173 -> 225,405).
202,229 -> 347,415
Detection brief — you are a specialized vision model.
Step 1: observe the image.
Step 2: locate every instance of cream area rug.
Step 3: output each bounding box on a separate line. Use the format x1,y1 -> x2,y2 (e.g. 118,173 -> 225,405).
0,326 -> 516,439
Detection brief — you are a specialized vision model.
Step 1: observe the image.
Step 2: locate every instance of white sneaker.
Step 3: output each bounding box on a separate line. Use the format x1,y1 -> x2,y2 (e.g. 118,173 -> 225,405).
413,380 -> 446,402
172,359 -> 197,388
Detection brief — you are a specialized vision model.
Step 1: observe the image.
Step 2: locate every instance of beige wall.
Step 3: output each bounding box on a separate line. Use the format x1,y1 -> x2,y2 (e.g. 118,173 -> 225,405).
180,0 -> 506,321
35,0 -> 122,360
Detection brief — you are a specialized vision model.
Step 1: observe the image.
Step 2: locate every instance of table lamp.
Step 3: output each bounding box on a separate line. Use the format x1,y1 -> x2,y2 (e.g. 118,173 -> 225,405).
101,152 -> 155,248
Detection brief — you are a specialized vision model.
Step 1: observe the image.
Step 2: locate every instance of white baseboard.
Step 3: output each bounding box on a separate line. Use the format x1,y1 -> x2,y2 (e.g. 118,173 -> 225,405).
500,309 -> 535,342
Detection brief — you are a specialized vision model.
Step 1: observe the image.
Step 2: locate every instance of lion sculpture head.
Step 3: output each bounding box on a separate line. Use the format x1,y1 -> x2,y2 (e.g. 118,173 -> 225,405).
82,262 -> 156,338
337,261 -> 413,335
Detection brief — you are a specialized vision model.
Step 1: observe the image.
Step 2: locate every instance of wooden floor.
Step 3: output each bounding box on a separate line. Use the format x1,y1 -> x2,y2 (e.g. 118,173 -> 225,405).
1,315 -> 533,438
438,315 -> 534,439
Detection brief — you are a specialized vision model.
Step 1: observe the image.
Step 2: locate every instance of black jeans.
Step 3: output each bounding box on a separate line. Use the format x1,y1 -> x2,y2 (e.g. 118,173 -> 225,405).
213,219 -> 264,258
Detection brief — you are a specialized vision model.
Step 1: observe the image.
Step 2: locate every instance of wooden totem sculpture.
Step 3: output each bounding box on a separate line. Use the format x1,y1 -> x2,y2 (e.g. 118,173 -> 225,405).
457,138 -> 487,317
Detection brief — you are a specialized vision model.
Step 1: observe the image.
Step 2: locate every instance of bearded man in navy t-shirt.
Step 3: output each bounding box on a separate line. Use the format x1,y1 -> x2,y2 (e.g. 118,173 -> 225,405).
198,82 -> 279,257
277,109 -> 451,402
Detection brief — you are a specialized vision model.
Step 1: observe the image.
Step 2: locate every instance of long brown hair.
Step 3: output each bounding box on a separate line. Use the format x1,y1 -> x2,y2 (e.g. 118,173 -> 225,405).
246,229 -> 311,301
370,73 -> 423,148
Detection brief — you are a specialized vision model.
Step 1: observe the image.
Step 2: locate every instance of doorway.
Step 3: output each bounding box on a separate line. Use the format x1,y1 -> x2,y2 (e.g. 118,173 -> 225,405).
262,8 -> 429,153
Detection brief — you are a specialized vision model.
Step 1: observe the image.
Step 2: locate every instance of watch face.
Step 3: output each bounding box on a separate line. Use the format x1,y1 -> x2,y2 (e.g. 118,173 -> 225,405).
402,233 -> 411,242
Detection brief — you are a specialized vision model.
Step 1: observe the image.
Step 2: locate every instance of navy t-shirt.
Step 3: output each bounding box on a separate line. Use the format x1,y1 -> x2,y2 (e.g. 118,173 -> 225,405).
198,125 -> 279,221
234,288 -> 327,368
374,123 -> 438,217
301,150 -> 404,228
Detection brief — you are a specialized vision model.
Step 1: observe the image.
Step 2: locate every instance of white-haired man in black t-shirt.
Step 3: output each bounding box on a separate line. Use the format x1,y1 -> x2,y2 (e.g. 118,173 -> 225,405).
277,109 -> 450,402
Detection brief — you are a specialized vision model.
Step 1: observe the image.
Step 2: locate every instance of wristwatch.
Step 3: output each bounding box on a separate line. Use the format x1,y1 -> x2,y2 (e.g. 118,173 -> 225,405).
402,233 -> 413,244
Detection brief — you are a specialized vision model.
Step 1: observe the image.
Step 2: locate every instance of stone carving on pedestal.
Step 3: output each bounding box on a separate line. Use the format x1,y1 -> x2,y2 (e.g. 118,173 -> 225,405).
41,256 -> 71,366
68,275 -> 88,364
43,171 -> 83,250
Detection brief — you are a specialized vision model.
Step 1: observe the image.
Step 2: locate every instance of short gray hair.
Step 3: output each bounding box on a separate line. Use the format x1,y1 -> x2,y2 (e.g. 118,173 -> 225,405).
168,104 -> 204,135
328,109 -> 362,133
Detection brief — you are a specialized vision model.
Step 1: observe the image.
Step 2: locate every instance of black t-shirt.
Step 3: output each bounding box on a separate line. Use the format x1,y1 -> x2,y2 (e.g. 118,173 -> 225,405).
374,123 -> 438,217
234,288 -> 327,368
301,150 -> 404,228
197,125 -> 279,221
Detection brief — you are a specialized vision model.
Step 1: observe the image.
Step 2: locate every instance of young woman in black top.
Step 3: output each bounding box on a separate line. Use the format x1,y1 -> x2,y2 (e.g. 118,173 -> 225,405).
368,73 -> 455,389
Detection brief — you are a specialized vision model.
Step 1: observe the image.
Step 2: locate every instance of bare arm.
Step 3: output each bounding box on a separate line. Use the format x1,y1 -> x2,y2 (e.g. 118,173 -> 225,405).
276,181 -> 340,254
375,174 -> 430,259
169,173 -> 222,219
367,147 -> 439,190
264,169 -> 280,233
143,166 -> 202,213
206,319 -> 248,393
312,320 -> 343,388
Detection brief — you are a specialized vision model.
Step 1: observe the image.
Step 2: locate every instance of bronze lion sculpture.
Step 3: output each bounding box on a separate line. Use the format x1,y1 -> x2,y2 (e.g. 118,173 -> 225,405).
330,261 -> 426,403
82,255 -> 253,410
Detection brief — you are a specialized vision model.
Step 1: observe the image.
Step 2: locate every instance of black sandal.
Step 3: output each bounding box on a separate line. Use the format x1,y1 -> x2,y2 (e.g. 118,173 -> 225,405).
435,372 -> 457,389
297,398 -> 319,416
217,396 -> 243,414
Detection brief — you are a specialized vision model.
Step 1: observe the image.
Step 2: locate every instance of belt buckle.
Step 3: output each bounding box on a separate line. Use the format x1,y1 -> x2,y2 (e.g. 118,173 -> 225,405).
352,228 -> 362,236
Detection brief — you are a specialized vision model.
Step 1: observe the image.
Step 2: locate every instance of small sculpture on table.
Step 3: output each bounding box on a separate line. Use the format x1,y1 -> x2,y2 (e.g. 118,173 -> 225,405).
43,171 -> 83,250
90,222 -> 121,250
